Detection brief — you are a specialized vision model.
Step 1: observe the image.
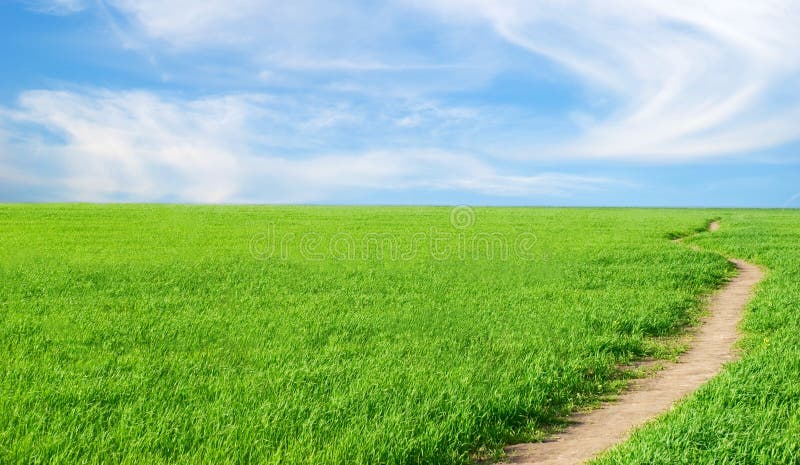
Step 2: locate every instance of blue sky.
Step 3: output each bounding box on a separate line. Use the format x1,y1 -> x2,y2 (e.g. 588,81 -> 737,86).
1,0 -> 799,206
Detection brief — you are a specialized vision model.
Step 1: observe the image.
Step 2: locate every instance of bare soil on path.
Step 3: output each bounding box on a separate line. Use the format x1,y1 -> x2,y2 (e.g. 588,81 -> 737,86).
500,222 -> 763,465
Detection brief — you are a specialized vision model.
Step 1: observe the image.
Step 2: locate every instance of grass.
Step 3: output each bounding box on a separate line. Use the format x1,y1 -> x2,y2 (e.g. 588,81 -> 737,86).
593,209 -> 800,465
0,205 -> 736,464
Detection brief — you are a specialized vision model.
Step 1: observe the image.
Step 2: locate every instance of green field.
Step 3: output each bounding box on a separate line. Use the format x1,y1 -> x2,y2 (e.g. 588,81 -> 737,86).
594,210 -> 800,465
0,205 -> 796,464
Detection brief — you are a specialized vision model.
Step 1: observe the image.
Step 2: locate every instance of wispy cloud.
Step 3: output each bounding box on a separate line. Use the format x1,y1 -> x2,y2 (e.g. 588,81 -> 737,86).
23,0 -> 87,15
76,1 -> 504,97
69,0 -> 800,161
417,0 -> 800,159
10,1 -> 800,204
4,90 -> 253,202
784,192 -> 800,208
0,89 -> 613,202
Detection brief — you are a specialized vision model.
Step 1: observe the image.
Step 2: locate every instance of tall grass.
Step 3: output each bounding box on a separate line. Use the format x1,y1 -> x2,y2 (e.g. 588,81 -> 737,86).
593,209 -> 800,465
0,205 -> 731,464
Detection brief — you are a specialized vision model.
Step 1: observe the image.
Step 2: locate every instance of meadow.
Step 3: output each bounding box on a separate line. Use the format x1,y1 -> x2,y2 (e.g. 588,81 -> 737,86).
0,205 -> 771,464
594,210 -> 800,465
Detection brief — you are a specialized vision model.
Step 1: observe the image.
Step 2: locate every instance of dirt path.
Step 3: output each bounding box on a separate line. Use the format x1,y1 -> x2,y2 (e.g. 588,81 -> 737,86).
500,221 -> 763,465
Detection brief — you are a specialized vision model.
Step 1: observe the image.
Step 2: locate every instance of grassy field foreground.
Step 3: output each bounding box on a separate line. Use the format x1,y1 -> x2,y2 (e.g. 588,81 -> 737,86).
0,205 -> 743,463
594,210 -> 800,465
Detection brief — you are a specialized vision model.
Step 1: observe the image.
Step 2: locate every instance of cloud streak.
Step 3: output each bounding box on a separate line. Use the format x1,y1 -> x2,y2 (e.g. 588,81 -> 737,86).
24,0 -> 87,15
0,89 -> 613,202
75,0 -> 800,161
10,1 -> 800,204
416,0 -> 800,159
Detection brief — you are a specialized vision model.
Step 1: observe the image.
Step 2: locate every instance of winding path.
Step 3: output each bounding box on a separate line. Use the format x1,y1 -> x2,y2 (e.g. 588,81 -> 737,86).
500,221 -> 763,465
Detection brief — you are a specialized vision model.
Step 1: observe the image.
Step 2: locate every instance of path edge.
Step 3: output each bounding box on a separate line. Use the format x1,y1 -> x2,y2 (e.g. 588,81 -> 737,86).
491,219 -> 764,465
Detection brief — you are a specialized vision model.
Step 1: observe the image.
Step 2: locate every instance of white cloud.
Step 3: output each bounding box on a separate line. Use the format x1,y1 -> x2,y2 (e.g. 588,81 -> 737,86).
92,0 -> 501,98
5,90 -> 253,202
65,0 -> 800,161
25,0 -> 87,14
252,150 -> 614,200
104,0 -> 267,47
1,89 -> 612,202
16,0 -> 800,209
414,0 -> 800,159
102,1 -> 408,58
